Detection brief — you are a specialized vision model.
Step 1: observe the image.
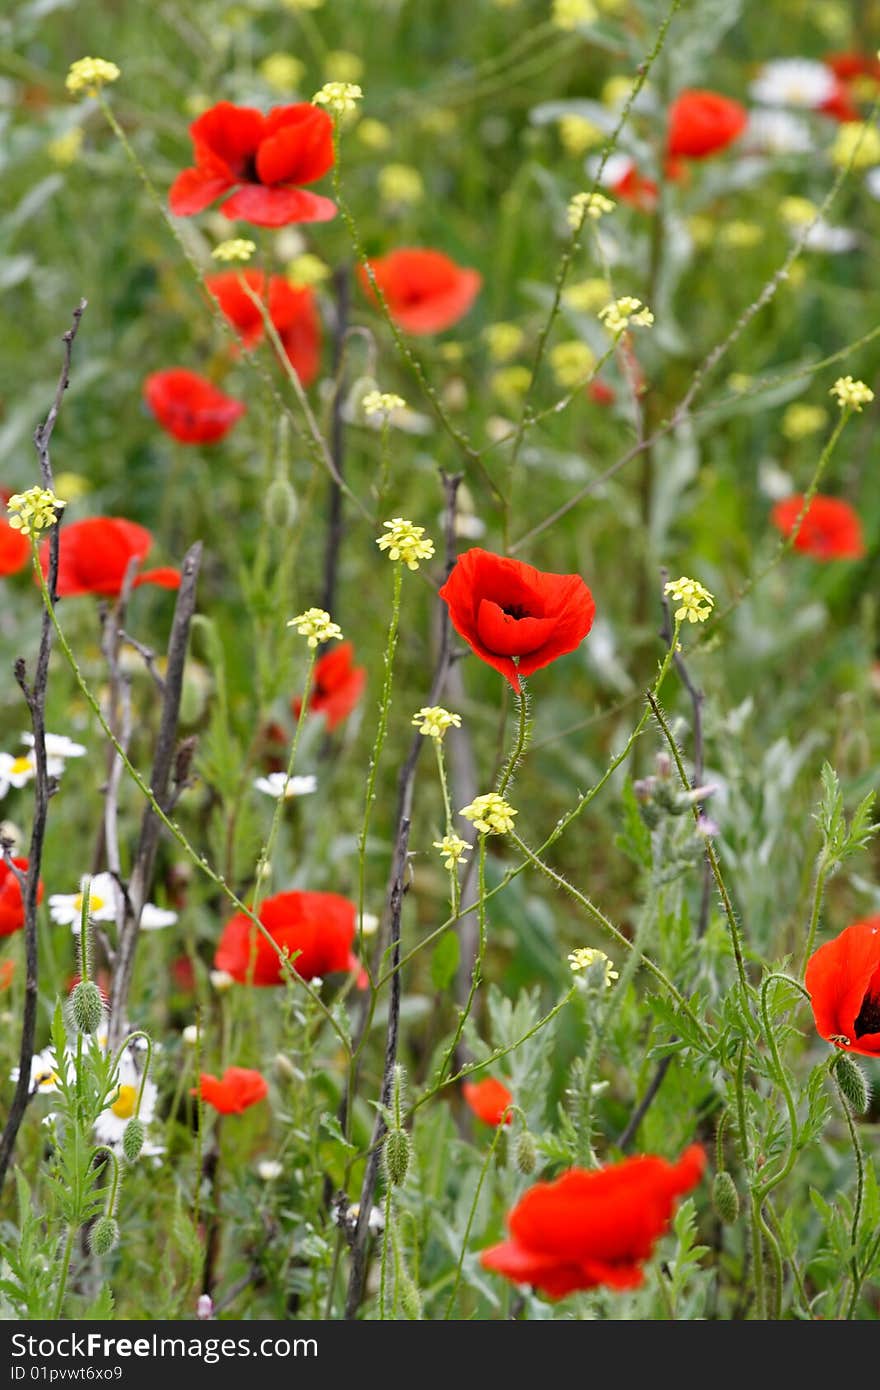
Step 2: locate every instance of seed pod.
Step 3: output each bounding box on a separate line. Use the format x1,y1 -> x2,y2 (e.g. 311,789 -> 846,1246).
89,1216 -> 120,1256
835,1054 -> 869,1114
712,1170 -> 740,1224
71,980 -> 104,1036
515,1130 -> 537,1176
384,1128 -> 410,1186
122,1117 -> 145,1164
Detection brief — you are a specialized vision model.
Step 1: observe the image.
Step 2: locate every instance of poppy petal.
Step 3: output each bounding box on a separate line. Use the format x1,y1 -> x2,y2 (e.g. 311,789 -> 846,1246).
220,185 -> 337,228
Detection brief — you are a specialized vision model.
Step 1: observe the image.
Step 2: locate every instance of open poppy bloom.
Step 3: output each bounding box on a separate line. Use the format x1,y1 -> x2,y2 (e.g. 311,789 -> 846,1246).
439,548 -> 596,694
205,272 -> 321,386
481,1146 -> 705,1299
0,518 -> 30,577
771,493 -> 865,560
359,248 -> 482,334
292,641 -> 366,731
463,1077 -> 513,1126
39,518 -> 180,598
194,1067 -> 269,1114
169,101 -> 336,228
806,918 -> 880,1058
215,890 -> 360,985
667,90 -> 747,159
0,858 -> 42,937
144,368 -> 245,444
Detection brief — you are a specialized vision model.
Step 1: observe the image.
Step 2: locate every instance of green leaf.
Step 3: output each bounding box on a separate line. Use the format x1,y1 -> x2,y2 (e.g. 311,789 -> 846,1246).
319,1111 -> 355,1152
430,932 -> 460,992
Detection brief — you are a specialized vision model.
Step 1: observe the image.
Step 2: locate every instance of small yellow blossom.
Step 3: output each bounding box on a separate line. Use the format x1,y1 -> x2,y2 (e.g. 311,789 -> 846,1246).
7,487 -> 65,538
313,82 -> 363,115
211,238 -> 256,263
47,128 -> 83,166
550,340 -> 596,388
281,0 -> 323,9
65,57 -> 120,98
719,221 -> 763,250
830,121 -> 880,170
687,215 -> 714,248
602,75 -> 634,108
376,518 -> 435,570
484,322 -> 525,363
779,196 -> 816,227
357,118 -> 392,150
412,706 -> 461,739
433,834 -> 470,870
491,365 -> 531,407
563,277 -> 610,313
568,946 -> 619,985
286,253 -> 330,287
598,296 -> 654,335
664,575 -> 714,625
830,376 -> 874,411
553,0 -> 597,29
557,114 -> 604,155
378,163 -> 424,205
324,50 -> 364,84
460,792 -> 517,836
259,53 -> 306,93
568,190 -> 615,227
362,390 -> 407,418
287,607 -> 343,647
782,403 -> 828,441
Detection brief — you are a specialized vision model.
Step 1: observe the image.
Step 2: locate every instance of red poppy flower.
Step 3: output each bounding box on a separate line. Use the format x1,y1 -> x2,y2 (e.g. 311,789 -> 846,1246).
806,918 -> 880,1059
610,160 -> 659,212
481,1146 -> 705,1299
463,1078 -> 513,1127
667,90 -> 748,159
819,84 -> 861,123
359,248 -> 482,335
292,642 -> 366,731
771,493 -> 865,561
39,518 -> 180,598
438,548 -> 596,695
205,272 -> 321,386
193,1067 -> 269,1114
588,379 -> 615,405
825,52 -> 880,85
0,519 -> 30,578
0,858 -> 42,938
215,890 -> 359,985
169,101 -> 336,228
144,368 -> 245,444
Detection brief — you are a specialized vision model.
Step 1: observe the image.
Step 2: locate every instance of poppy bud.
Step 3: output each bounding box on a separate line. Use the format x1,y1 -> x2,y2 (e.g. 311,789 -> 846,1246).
515,1130 -> 537,1175
122,1117 -> 145,1164
89,1216 -> 120,1256
712,1170 -> 740,1224
835,1054 -> 869,1114
70,980 -> 104,1035
384,1128 -> 410,1186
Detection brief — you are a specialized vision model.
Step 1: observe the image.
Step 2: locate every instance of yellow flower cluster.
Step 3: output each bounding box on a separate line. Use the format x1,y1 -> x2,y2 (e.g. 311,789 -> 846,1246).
65,57 -> 120,97
411,707 -> 462,739
664,575 -> 715,624
7,487 -> 65,538
557,114 -> 604,155
830,121 -> 880,170
563,277 -> 610,313
378,164 -> 424,205
550,340 -> 596,388
286,254 -> 330,287
568,946 -> 619,985
782,403 -> 828,441
459,793 -> 517,836
484,323 -> 525,363
598,297 -> 654,334
357,119 -> 392,150
567,190 -> 615,227
553,0 -> 597,29
259,54 -> 305,92
287,608 -> 343,647
376,518 -> 435,570
830,376 -> 874,411
362,390 -> 407,418
433,834 -> 469,869
211,238 -> 256,263
312,82 -> 363,115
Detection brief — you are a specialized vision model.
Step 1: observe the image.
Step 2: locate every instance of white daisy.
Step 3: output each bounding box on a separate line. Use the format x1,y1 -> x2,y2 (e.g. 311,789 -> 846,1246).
742,109 -> 813,155
10,1045 -> 70,1095
93,1048 -> 160,1152
254,772 -> 318,799
0,751 -> 64,798
21,732 -> 87,760
749,59 -> 837,110
49,873 -> 120,928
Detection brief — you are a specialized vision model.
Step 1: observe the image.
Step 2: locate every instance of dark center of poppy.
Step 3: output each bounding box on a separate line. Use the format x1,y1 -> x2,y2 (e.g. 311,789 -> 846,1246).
240,154 -> 259,183
501,604 -> 530,621
853,992 -> 880,1038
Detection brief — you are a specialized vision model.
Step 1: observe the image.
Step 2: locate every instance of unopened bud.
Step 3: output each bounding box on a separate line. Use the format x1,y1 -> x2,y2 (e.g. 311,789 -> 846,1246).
514,1129 -> 537,1175
71,980 -> 104,1035
384,1128 -> 410,1186
712,1170 -> 740,1224
89,1216 -> 119,1256
122,1117 -> 145,1163
835,1054 -> 869,1114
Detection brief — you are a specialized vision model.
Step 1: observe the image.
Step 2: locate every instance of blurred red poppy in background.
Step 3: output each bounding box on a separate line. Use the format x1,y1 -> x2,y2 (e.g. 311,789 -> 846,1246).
215,891 -> 360,985
169,101 -> 336,227
771,493 -> 865,560
0,858 -> 42,937
359,248 -> 482,334
806,918 -> 880,1059
0,518 -> 30,577
481,1146 -> 705,1298
463,1077 -> 514,1126
439,548 -> 596,694
0,959 -> 14,991
39,518 -> 180,598
292,642 -> 366,731
205,271 -> 322,386
144,368 -> 245,444
194,1067 -> 269,1114
667,90 -> 747,158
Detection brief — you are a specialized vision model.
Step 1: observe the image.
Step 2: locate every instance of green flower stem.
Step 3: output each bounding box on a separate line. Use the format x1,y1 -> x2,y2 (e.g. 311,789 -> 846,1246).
434,739 -> 461,917
53,1224 -> 77,1320
444,1119 -> 506,1318
497,682 -> 529,797
34,560 -> 349,1054
755,975 -> 808,1199
436,838 -> 488,1088
801,851 -> 830,976
91,1144 -> 121,1216
834,1070 -> 866,1319
380,1181 -> 393,1320
109,1030 -> 154,1117
251,648 -> 316,919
